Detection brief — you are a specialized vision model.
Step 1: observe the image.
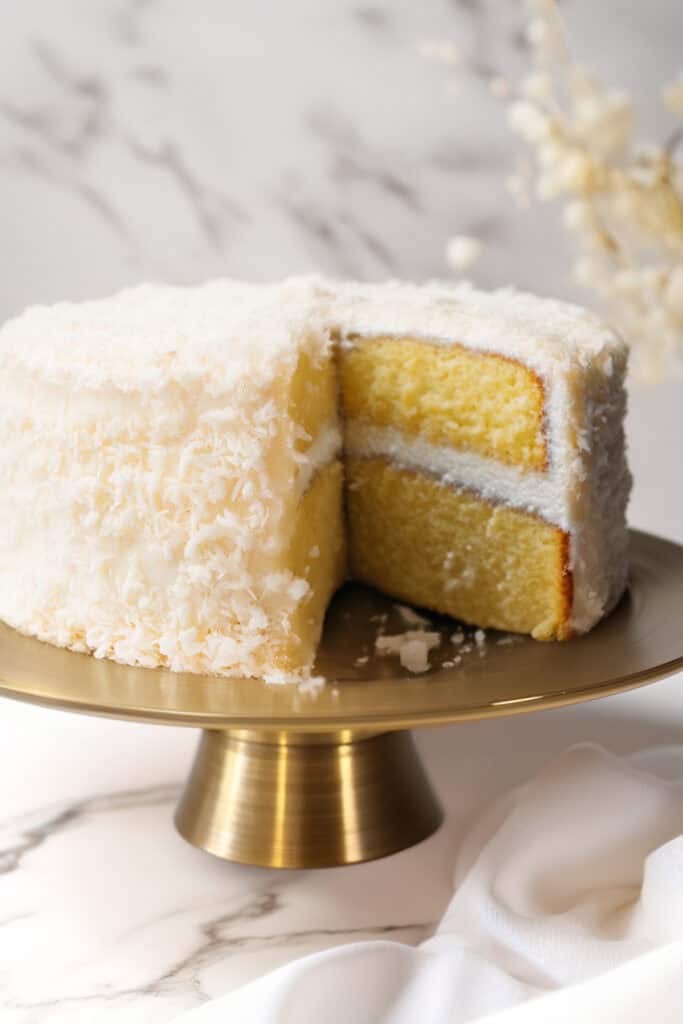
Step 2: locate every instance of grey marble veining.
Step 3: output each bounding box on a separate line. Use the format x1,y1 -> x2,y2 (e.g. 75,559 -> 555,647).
2,0 -> 680,316
0,783 -> 181,876
0,738 -> 438,1021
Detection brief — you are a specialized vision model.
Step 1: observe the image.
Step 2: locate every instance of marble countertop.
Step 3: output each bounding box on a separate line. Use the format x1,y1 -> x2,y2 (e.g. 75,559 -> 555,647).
1,1 -> 683,1020
2,674 -> 683,1023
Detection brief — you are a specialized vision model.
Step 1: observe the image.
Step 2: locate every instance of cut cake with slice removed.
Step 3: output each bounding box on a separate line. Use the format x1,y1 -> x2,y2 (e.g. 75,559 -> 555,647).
332,280 -> 631,642
0,277 -> 631,680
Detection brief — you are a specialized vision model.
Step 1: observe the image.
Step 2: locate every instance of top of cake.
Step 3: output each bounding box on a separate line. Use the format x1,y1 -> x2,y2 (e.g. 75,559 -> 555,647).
0,278 -> 323,395
0,276 -> 624,393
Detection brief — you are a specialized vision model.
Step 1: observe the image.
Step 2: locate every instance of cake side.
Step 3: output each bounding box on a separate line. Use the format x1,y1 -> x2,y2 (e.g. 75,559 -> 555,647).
0,280 -> 342,681
567,341 -> 631,633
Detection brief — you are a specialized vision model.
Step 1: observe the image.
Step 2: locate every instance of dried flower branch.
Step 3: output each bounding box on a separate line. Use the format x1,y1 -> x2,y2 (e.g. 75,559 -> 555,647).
424,0 -> 683,381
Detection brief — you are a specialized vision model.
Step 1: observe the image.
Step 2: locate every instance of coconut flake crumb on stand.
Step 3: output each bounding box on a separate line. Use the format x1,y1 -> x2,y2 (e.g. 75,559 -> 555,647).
375,630 -> 442,674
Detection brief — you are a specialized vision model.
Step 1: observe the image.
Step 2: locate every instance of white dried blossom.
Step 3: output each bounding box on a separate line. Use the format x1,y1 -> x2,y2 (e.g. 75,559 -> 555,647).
446,234 -> 483,272
508,100 -> 551,142
521,72 -> 554,103
563,200 -> 591,231
431,0 -> 683,380
524,0 -> 569,66
569,71 -> 633,160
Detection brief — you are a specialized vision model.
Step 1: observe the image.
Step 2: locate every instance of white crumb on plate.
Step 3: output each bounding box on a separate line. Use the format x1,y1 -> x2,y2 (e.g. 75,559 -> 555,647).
297,675 -> 326,696
375,630 -> 441,674
399,637 -> 440,674
395,603 -> 432,628
474,628 -> 487,649
451,631 -> 465,646
354,655 -> 369,667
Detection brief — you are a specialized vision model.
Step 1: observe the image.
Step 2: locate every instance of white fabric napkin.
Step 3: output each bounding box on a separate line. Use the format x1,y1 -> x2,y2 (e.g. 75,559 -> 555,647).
177,744 -> 683,1023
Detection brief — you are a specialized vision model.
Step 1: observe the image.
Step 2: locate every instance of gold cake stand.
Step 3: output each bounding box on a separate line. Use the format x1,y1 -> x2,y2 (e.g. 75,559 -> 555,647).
1,529 -> 682,869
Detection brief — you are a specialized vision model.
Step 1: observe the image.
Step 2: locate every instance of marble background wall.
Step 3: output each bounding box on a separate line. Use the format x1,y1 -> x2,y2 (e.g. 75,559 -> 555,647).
1,0 -> 681,533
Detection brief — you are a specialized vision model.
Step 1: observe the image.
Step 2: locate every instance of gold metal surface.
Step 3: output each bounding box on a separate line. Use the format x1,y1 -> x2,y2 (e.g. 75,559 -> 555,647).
1,530 -> 682,867
175,729 -> 442,867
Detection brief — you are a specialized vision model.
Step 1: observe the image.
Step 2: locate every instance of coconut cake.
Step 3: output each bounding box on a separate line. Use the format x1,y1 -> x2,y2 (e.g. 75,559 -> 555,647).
0,277 -> 631,681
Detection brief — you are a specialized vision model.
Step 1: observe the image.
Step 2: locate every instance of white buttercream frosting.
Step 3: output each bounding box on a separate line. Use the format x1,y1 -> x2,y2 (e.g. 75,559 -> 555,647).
345,422 -> 567,524
0,276 -> 630,677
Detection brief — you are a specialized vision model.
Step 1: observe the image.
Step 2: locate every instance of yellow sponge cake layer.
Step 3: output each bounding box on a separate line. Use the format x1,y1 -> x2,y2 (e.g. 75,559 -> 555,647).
341,338 -> 547,472
265,461 -> 347,676
289,347 -> 339,454
347,456 -> 571,640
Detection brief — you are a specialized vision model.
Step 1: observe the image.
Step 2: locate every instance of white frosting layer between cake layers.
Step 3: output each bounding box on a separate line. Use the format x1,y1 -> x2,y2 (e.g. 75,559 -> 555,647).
345,422 -> 568,524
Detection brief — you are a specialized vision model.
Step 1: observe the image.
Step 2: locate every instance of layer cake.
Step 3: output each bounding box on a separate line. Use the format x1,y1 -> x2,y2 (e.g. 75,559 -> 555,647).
0,278 -> 631,680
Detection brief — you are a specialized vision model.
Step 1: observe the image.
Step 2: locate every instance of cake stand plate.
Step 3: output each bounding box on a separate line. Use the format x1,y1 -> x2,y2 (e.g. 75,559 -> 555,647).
1,529 -> 682,868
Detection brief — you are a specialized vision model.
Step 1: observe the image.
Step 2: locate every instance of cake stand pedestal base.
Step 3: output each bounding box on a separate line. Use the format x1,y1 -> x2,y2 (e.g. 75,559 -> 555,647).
174,728 -> 443,868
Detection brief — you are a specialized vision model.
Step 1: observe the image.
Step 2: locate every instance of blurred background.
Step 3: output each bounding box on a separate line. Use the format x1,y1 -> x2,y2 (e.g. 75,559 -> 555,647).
0,0 -> 681,535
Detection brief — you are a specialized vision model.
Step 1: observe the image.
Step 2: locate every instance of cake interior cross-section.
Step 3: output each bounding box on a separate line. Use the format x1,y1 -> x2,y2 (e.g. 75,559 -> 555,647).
0,277 -> 631,682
